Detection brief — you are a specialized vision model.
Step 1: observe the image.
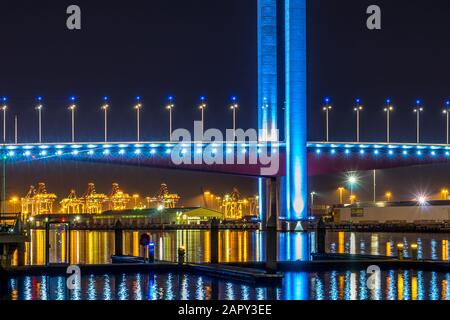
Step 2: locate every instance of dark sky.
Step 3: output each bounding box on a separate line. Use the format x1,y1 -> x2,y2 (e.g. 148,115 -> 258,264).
2,0 -> 450,205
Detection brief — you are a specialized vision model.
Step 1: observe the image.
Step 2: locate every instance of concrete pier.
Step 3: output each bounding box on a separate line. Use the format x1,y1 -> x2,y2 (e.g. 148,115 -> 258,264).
316,218 -> 326,254
114,220 -> 123,257
210,218 -> 219,264
265,177 -> 279,273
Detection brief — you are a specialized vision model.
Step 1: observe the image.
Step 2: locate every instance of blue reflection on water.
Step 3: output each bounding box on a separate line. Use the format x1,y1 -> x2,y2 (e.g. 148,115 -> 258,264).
6,270 -> 450,301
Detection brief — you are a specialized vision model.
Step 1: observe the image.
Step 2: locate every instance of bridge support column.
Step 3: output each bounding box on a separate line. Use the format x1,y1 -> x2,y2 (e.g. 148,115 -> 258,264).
210,218 -> 219,264
0,264 -> 8,299
265,177 -> 279,273
316,218 -> 326,254
114,220 -> 123,257
0,244 -> 18,268
257,0 -> 278,222
16,243 -> 25,267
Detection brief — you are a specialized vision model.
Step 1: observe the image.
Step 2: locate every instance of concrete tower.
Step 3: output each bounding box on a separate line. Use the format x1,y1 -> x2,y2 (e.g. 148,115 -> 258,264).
284,0 -> 308,220
257,0 -> 307,221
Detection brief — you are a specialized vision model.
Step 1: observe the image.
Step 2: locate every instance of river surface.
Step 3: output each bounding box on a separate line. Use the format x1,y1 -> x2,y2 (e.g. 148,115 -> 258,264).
5,230 -> 450,300
4,270 -> 450,300
17,229 -> 450,265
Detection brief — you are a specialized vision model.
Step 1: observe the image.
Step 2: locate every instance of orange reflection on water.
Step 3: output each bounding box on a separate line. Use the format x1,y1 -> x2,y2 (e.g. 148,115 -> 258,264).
338,232 -> 345,254
397,272 -> 404,300
442,240 -> 448,261
412,275 -> 418,300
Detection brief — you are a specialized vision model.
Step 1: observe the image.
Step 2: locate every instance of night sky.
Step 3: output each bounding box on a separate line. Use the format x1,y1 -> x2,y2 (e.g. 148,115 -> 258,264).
2,0 -> 450,205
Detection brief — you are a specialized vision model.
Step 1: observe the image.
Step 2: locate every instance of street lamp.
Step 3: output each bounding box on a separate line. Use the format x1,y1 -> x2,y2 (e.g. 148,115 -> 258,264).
354,98 -> 363,142
199,96 -> 207,139
1,97 -> 7,143
166,96 -> 175,141
347,174 -> 358,198
413,100 -> 424,144
230,96 -> 238,138
443,101 -> 450,145
134,97 -> 142,142
36,97 -> 43,143
68,96 -> 76,143
101,97 -> 109,142
384,99 -> 394,143
310,192 -> 316,217
322,97 -> 332,142
385,192 -> 392,202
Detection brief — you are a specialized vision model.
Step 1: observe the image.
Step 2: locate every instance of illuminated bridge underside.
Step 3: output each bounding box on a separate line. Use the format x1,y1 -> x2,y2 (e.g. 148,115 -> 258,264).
309,142 -> 450,176
2,142 -> 285,177
3,142 -> 450,177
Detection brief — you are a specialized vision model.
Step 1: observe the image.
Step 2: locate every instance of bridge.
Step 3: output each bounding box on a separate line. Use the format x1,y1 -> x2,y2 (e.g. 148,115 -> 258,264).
1,0 -> 445,225
3,141 -> 450,178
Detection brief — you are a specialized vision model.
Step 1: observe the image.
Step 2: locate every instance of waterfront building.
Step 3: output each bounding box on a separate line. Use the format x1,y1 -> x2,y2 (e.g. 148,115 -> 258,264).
335,200 -> 450,223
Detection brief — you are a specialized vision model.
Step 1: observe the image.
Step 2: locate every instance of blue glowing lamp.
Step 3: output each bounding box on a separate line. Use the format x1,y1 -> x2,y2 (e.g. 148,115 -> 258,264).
231,96 -> 237,102
386,98 -> 391,104
2,97 -> 7,103
70,96 -> 76,102
324,97 -> 330,104
135,96 -> 141,101
168,96 -> 174,102
356,98 -> 361,104
416,99 -> 421,106
447,101 -> 450,107
200,96 -> 206,102
103,96 -> 109,102
37,96 -> 43,102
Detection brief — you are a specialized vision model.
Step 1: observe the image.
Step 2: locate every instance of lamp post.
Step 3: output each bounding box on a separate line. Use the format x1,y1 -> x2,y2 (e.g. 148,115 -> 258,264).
166,96 -> 175,141
1,97 -> 7,143
443,101 -> 450,145
322,97 -> 332,142
101,97 -> 109,142
134,97 -> 142,142
68,96 -> 76,143
385,192 -> 392,202
384,99 -> 394,143
36,97 -> 43,143
230,96 -> 238,138
413,100 -> 424,144
310,192 -> 316,218
347,174 -> 358,199
199,96 -> 207,139
354,98 -> 363,142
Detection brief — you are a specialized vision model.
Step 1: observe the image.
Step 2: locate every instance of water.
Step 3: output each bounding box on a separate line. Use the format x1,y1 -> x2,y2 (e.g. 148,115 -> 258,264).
4,270 -> 450,300
6,230 -> 450,300
17,229 -> 450,265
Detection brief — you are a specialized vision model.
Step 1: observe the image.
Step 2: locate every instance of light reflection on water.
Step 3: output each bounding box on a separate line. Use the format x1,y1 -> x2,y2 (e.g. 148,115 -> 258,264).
4,270 -> 450,301
19,230 -> 450,266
